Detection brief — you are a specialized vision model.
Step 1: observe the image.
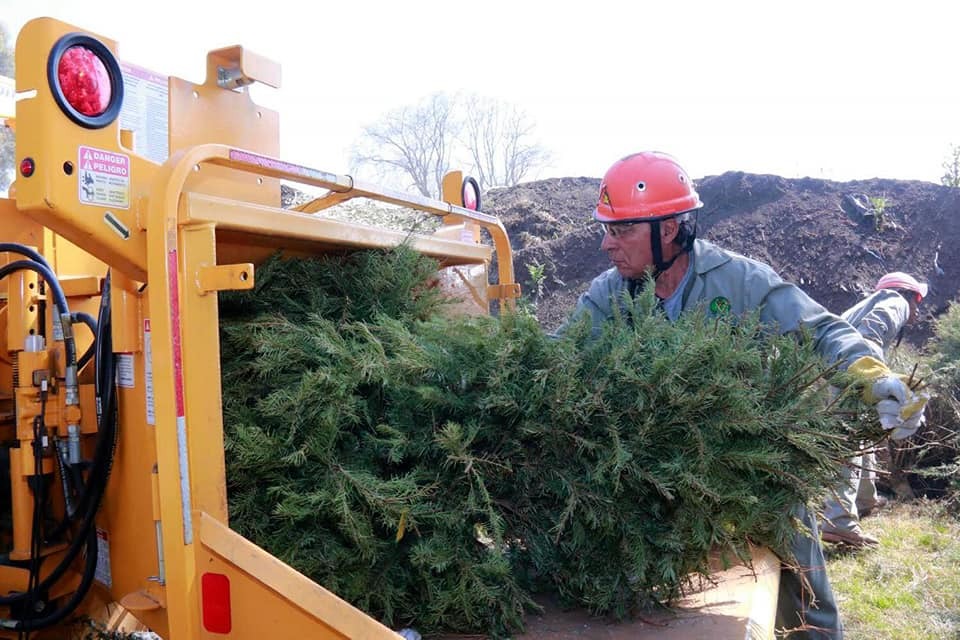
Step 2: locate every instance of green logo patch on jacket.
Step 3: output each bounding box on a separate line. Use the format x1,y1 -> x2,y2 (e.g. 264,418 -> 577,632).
709,296 -> 731,316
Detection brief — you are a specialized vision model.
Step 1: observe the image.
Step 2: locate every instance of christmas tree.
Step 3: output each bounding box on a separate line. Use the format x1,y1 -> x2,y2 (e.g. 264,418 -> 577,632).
220,247 -> 872,635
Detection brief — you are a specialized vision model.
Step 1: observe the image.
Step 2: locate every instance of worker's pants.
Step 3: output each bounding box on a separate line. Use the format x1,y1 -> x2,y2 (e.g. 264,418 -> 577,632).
822,451 -> 879,533
776,504 -> 843,639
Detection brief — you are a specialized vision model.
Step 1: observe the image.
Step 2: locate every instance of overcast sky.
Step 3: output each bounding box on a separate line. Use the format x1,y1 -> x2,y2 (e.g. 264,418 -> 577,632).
3,0 -> 958,185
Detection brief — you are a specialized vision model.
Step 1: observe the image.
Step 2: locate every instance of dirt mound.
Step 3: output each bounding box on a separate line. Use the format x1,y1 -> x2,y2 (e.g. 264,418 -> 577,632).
485,172 -> 960,343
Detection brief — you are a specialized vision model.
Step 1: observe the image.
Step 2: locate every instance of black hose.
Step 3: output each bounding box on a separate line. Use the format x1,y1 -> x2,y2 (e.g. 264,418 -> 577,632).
0,273 -> 117,612
0,244 -> 52,270
77,273 -> 116,520
71,313 -> 97,332
95,274 -> 111,402
26,414 -> 46,633
5,530 -> 99,632
0,261 -> 76,370
71,312 -> 97,371
0,252 -> 114,629
0,369 -> 114,606
44,274 -> 113,542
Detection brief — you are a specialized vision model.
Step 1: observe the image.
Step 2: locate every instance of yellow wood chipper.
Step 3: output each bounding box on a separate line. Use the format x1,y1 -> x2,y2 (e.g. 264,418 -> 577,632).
0,17 -> 778,639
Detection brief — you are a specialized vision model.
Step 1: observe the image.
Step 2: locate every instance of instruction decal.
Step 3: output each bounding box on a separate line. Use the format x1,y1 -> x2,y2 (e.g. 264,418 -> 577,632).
79,145 -> 130,209
119,61 -> 170,164
116,353 -> 135,388
95,528 -> 113,588
144,319 -> 155,425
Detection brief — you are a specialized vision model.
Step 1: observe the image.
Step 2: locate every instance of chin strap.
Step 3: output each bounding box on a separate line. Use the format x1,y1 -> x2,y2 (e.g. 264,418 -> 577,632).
649,220 -> 682,279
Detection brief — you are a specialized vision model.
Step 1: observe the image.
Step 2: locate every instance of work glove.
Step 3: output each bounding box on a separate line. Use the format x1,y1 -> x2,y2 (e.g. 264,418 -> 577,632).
848,356 -> 931,440
875,400 -> 926,440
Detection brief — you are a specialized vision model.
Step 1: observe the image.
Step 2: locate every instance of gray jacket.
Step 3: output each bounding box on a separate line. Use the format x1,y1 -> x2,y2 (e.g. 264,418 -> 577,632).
560,239 -> 878,368
841,289 -> 911,361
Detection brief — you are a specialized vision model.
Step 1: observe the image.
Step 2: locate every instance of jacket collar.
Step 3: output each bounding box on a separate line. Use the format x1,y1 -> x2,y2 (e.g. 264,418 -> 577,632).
678,240 -> 730,309
691,239 -> 732,275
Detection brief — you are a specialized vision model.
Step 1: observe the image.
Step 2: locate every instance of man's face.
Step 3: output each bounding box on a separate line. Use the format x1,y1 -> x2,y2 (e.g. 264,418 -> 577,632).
907,296 -> 920,324
599,222 -> 656,279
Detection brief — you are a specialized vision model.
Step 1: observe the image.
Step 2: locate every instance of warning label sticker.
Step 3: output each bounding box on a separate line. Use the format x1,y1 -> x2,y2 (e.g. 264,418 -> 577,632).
144,319 -> 155,425
119,62 -> 169,164
116,353 -> 135,389
78,146 -> 130,209
95,528 -> 113,588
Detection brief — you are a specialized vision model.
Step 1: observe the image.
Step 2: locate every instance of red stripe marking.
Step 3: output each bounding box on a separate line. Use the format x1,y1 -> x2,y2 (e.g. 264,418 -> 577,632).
167,249 -> 186,418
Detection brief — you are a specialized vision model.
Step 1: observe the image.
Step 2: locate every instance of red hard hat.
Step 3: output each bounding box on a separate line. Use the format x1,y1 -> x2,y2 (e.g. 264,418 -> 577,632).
875,272 -> 928,302
594,151 -> 703,223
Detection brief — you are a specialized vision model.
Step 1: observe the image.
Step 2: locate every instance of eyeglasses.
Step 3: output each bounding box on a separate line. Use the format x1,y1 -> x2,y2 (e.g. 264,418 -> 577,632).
600,222 -> 644,238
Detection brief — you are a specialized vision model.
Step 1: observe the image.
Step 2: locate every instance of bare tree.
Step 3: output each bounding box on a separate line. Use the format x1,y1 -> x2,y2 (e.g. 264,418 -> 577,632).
941,143 -> 960,188
351,93 -> 459,198
461,94 -> 550,191
0,22 -> 14,194
351,92 -> 550,199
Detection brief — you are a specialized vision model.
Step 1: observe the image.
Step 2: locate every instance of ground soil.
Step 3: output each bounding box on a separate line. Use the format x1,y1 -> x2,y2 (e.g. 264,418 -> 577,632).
484,172 -> 960,346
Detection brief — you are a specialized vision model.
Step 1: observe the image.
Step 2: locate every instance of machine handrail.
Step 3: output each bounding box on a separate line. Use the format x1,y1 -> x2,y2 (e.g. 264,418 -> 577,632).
157,144 -> 518,300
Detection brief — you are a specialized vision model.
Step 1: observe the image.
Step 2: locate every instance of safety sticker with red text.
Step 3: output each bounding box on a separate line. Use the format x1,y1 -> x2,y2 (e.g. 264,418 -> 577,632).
95,528 -> 113,588
78,145 -> 130,209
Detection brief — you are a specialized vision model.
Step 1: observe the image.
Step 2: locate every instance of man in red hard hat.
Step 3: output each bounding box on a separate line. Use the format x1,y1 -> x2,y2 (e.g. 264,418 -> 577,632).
821,272 -> 929,547
558,152 -> 929,640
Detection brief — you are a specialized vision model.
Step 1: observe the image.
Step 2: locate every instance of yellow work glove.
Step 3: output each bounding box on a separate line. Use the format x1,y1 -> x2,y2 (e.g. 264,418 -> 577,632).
847,356 -> 931,440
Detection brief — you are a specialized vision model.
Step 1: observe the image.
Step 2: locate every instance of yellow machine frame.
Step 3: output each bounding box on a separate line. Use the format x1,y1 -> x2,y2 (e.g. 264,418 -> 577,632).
0,17 -> 519,638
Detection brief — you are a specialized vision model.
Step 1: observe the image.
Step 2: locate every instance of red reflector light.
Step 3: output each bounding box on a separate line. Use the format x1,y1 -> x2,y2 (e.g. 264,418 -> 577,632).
462,177 -> 481,211
47,33 -> 124,129
20,158 -> 35,178
201,572 -> 232,634
58,46 -> 111,117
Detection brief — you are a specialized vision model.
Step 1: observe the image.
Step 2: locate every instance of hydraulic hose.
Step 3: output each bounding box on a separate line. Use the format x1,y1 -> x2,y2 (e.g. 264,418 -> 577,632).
0,530 -> 99,631
0,260 -> 78,396
0,273 -> 117,619
72,312 -> 98,371
0,367 -> 114,607
45,273 -> 114,541
0,244 -> 52,270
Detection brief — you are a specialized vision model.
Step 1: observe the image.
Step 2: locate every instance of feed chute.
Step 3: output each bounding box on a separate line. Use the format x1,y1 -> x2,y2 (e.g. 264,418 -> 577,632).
0,16 -> 518,639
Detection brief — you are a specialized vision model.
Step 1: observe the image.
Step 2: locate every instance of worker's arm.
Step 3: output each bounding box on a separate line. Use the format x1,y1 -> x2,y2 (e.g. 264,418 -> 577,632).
755,279 -> 877,367
847,290 -> 911,354
553,268 -> 624,338
756,278 -> 927,440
